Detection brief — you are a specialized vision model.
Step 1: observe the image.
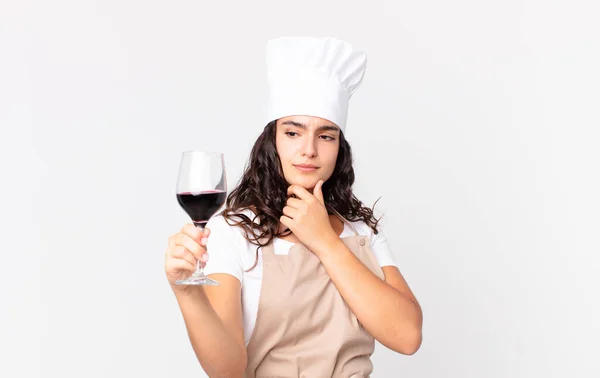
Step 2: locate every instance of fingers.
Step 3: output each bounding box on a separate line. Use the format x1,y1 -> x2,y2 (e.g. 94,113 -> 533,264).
168,224 -> 211,261
180,233 -> 207,261
169,224 -> 201,247
167,238 -> 209,268
201,227 -> 210,245
282,205 -> 300,219
287,184 -> 312,200
181,223 -> 205,242
171,245 -> 197,267
280,215 -> 292,229
313,179 -> 325,205
165,224 -> 213,285
285,197 -> 304,210
166,256 -> 196,273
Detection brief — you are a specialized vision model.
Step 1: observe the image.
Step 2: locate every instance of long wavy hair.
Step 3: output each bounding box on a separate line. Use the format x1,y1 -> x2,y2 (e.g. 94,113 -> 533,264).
219,119 -> 382,272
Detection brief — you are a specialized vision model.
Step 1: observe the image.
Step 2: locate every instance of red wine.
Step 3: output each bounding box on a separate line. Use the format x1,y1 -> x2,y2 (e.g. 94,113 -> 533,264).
177,190 -> 227,227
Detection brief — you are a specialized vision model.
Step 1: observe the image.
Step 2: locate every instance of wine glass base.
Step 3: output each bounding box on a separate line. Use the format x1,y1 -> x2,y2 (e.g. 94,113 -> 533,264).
176,275 -> 219,286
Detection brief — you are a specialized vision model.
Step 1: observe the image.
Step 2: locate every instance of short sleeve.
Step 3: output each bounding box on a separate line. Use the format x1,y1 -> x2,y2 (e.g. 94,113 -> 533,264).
370,225 -> 397,268
202,215 -> 245,284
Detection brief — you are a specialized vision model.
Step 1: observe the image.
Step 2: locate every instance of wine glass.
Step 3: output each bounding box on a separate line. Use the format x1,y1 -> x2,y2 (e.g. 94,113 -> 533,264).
175,151 -> 227,285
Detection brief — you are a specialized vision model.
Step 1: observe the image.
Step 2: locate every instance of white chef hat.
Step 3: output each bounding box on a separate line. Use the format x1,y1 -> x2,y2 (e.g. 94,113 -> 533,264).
265,37 -> 367,132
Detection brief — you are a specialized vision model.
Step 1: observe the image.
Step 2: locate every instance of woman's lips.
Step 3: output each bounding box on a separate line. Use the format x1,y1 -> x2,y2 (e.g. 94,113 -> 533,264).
294,164 -> 319,172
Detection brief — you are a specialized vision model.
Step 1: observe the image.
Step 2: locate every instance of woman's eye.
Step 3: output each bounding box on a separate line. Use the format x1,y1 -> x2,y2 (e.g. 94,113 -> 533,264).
285,131 -> 298,137
320,135 -> 335,141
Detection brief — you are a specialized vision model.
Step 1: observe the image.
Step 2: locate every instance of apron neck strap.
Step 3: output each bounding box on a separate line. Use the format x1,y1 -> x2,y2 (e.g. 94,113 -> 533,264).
327,204 -> 360,236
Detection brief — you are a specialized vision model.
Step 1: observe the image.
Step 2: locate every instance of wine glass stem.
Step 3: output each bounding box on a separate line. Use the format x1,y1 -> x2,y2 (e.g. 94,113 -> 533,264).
194,223 -> 206,276
195,259 -> 203,276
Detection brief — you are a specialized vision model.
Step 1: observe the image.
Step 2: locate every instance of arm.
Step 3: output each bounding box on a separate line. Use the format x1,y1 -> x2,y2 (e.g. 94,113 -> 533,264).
171,274 -> 247,377
314,241 -> 423,355
282,181 -> 423,355
166,219 -> 248,376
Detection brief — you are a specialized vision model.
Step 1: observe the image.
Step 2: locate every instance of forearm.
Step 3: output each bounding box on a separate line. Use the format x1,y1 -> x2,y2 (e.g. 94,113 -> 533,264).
315,240 -> 422,354
173,287 -> 247,377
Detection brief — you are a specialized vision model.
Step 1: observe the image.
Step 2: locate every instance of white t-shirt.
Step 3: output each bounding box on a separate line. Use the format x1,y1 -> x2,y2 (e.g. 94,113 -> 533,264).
203,209 -> 397,345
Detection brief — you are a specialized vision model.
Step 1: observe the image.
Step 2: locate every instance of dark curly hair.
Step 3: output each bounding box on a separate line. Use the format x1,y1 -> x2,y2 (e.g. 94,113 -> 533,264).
219,119 -> 382,272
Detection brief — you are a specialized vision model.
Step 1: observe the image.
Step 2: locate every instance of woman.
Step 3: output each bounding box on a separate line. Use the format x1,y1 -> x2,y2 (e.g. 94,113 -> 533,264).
165,37 -> 423,378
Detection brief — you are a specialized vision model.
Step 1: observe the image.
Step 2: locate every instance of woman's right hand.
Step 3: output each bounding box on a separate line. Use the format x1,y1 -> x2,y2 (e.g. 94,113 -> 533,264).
165,224 -> 210,289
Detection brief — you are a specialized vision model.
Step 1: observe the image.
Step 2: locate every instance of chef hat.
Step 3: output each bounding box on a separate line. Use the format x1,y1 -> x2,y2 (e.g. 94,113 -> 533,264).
265,37 -> 367,132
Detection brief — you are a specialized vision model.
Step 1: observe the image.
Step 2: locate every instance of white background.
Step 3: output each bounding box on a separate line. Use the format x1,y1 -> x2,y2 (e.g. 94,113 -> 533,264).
2,0 -> 599,377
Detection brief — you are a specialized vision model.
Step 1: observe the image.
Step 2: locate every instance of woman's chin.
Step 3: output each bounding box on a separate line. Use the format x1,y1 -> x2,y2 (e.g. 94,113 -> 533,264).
286,176 -> 319,189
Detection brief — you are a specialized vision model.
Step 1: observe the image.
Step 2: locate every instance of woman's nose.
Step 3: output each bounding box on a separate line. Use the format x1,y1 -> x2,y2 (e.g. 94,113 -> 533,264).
300,138 -> 317,157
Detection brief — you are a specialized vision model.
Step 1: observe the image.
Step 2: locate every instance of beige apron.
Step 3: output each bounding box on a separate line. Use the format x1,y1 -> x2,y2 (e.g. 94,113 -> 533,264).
244,213 -> 386,378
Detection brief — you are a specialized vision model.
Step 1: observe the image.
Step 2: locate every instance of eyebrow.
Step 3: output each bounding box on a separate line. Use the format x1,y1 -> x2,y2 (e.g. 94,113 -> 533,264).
280,120 -> 340,133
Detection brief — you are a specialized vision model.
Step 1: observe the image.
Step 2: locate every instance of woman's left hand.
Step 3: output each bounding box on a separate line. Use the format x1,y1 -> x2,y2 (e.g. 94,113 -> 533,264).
281,179 -> 340,255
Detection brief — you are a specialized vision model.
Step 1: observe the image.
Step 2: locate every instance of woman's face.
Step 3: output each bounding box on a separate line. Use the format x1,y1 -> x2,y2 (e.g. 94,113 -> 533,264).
275,115 -> 340,190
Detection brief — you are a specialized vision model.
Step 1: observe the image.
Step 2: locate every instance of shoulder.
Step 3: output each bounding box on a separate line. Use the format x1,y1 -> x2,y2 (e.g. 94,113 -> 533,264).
346,218 -> 397,268
205,213 -> 240,237
205,211 -> 253,249
207,208 -> 256,233
205,208 -> 263,255
345,218 -> 383,239
203,211 -> 259,279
